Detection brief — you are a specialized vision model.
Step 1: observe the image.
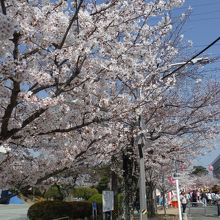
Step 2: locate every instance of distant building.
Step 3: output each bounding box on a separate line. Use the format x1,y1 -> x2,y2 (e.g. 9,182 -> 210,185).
212,155 -> 220,179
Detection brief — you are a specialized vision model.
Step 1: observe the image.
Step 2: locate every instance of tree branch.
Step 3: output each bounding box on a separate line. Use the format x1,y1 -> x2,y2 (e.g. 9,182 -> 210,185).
37,116 -> 107,135
0,0 -> 6,15
35,136 -> 107,184
58,0 -> 84,49
0,81 -> 20,138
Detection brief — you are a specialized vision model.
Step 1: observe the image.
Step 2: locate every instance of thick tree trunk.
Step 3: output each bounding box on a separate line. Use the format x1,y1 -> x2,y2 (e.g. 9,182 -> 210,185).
162,189 -> 167,215
122,151 -> 133,220
111,170 -> 119,220
146,182 -> 156,217
122,139 -> 138,219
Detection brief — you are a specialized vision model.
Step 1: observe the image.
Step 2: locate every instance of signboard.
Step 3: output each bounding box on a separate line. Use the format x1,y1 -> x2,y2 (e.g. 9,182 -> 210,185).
172,173 -> 182,180
102,191 -> 114,212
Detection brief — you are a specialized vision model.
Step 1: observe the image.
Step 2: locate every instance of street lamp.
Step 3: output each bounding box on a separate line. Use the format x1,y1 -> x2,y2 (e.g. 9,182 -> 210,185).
169,57 -> 212,67
138,137 -> 147,220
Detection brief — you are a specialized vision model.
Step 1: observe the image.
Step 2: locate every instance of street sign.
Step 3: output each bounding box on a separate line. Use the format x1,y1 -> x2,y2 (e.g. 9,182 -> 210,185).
102,191 -> 114,212
172,173 -> 182,180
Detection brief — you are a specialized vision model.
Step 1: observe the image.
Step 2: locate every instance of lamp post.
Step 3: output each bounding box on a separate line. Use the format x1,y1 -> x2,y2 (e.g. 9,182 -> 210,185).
136,82 -> 147,220
138,139 -> 147,220
169,57 -> 212,67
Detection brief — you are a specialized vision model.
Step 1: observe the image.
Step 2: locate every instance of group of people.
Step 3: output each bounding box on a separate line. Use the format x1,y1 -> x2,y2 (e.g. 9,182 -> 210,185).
157,189 -> 220,215
180,190 -> 220,215
184,190 -> 220,206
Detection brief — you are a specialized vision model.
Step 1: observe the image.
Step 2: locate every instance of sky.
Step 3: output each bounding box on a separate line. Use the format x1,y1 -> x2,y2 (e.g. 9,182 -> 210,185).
174,0 -> 220,167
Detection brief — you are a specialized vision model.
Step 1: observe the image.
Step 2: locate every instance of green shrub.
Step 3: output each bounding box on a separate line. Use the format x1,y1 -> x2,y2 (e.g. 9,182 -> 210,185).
88,193 -> 102,204
72,187 -> 98,200
44,185 -> 63,201
28,200 -> 92,220
96,177 -> 109,193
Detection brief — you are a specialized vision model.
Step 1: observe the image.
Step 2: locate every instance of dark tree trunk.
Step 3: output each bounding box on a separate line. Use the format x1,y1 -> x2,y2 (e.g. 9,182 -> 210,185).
122,137 -> 138,219
162,189 -> 167,215
146,182 -> 156,217
122,150 -> 133,219
111,170 -> 119,220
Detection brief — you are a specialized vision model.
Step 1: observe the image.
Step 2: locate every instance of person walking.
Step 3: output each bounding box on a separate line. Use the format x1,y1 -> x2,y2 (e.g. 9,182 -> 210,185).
180,192 -> 188,213
192,190 -> 198,207
201,191 -> 207,206
217,197 -> 220,217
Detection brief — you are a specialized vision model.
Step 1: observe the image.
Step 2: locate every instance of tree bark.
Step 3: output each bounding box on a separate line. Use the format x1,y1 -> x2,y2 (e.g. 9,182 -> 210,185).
111,170 -> 119,220
122,143 -> 138,220
146,182 -> 156,217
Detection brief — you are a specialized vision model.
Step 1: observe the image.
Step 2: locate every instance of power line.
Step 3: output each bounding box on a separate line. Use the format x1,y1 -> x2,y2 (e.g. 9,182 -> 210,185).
162,36 -> 220,80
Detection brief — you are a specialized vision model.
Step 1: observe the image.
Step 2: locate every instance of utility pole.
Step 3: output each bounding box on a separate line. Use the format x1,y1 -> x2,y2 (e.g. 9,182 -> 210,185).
175,178 -> 182,220
136,56 -> 212,220
137,111 -> 147,220
173,159 -> 182,220
138,140 -> 147,220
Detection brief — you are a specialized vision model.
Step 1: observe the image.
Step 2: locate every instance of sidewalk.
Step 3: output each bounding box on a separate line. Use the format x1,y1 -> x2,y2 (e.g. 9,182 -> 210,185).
157,207 -> 179,215
134,207 -> 179,220
0,204 -> 29,220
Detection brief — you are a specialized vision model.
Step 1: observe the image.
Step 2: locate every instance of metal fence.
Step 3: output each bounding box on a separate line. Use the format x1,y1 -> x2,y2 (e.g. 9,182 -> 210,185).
188,202 -> 206,215
51,217 -> 70,220
188,202 -> 218,217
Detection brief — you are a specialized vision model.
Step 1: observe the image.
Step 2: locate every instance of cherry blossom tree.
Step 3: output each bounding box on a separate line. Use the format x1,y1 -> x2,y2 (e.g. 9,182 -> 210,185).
0,0 -> 188,188
105,57 -> 220,217
1,1 -> 220,218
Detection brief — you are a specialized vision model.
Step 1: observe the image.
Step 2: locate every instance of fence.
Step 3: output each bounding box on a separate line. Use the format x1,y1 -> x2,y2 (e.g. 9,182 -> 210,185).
51,217 -> 70,220
188,202 -> 218,217
188,201 -> 206,215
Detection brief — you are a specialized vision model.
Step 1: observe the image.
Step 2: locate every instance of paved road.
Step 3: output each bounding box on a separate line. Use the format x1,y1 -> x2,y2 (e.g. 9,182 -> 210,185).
188,205 -> 220,220
0,204 -> 30,220
1,204 -> 219,220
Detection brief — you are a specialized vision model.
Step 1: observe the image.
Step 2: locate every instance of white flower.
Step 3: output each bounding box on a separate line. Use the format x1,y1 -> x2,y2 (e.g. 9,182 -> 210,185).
0,13 -> 14,40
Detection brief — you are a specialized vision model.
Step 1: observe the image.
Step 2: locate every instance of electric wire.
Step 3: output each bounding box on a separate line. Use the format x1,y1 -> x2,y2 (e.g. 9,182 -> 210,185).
162,36 -> 220,80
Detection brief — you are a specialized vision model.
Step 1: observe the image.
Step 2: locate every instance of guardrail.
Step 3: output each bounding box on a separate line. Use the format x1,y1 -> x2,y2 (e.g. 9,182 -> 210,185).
51,217 -> 70,220
188,202 -> 206,216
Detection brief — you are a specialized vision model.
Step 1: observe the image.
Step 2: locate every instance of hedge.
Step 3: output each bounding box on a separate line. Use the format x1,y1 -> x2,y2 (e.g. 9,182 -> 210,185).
72,187 -> 98,200
44,185 -> 63,201
88,193 -> 102,204
28,200 -> 92,220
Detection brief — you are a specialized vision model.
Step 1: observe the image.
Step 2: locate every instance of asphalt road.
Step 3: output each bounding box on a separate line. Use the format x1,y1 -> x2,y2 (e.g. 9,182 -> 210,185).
1,204 -> 219,220
0,204 -> 30,220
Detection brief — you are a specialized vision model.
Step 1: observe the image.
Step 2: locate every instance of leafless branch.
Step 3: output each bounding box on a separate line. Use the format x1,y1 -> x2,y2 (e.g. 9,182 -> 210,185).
58,0 -> 84,49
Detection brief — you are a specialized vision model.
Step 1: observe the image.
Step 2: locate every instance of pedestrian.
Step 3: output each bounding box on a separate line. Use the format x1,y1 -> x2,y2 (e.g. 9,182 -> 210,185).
192,190 -> 197,207
207,191 -> 212,205
217,198 -> 220,217
180,192 -> 188,213
201,191 -> 207,206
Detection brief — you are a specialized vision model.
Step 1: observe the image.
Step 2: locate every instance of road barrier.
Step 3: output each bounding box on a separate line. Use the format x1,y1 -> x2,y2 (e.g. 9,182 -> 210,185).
188,201 -> 206,216
51,217 -> 70,220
